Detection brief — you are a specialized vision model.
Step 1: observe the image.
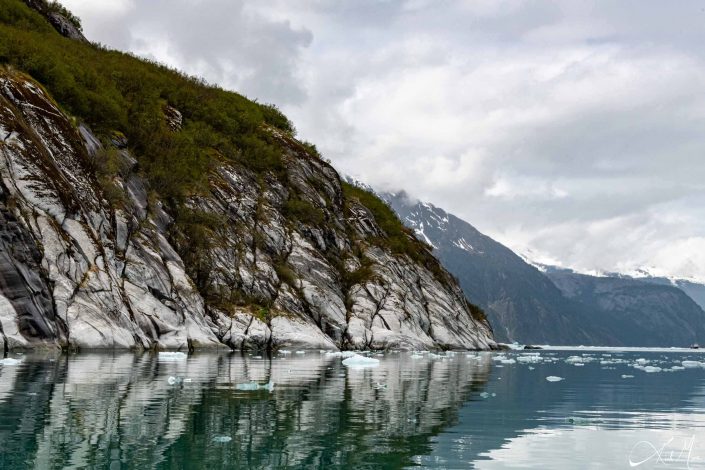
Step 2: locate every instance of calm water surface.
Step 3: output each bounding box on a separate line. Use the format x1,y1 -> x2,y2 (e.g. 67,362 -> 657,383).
2,349 -> 705,469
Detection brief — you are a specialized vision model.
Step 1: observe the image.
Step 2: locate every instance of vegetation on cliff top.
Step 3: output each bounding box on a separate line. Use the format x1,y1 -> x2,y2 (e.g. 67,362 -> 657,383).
0,0 -> 487,323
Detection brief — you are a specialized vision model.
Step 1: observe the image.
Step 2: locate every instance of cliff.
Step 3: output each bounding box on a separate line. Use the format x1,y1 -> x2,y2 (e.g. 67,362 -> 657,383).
0,1 -> 494,351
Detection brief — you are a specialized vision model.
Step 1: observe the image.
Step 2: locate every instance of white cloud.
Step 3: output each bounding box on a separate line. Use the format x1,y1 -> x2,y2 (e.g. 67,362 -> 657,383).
61,0 -> 705,280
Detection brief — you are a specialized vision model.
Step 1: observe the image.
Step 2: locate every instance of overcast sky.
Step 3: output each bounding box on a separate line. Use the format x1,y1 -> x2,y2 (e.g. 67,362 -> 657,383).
62,0 -> 705,281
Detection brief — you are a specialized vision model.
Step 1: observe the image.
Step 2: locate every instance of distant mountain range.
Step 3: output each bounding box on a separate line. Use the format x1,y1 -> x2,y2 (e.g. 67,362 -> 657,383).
378,189 -> 705,347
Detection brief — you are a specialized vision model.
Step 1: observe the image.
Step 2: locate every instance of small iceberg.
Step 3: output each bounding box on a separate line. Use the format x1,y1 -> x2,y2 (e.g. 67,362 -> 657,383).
326,351 -> 358,358
158,351 -> 187,362
0,358 -> 22,366
621,374 -> 634,379
500,358 -> 516,364
212,436 -> 232,443
518,355 -> 541,363
278,350 -> 292,355
235,381 -> 274,392
167,376 -> 183,385
342,354 -> 380,368
643,366 -> 662,373
546,376 -> 564,382
682,360 -> 703,368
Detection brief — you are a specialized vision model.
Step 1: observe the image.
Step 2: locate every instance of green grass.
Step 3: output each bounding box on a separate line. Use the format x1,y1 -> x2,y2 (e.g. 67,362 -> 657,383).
0,0 -> 293,205
0,0 -> 488,324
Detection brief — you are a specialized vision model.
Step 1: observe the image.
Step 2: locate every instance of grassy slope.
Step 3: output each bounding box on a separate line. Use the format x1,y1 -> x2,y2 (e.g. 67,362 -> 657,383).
0,0 -> 487,322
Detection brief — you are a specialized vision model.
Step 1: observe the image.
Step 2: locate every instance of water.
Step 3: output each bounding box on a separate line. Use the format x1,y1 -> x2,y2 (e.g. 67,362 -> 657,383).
2,349 -> 705,469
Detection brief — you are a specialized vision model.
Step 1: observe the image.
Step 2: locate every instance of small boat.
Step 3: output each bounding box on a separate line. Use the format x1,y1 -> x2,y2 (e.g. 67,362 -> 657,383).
691,343 -> 700,349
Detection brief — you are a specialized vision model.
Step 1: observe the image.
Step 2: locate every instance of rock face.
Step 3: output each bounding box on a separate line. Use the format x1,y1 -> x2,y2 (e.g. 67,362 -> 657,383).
0,71 -> 495,351
382,190 -> 705,347
547,269 -> 705,347
382,191 -> 590,345
22,0 -> 87,42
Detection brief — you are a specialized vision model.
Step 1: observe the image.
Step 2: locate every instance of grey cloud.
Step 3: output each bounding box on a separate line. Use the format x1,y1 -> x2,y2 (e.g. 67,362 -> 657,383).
62,0 -> 705,280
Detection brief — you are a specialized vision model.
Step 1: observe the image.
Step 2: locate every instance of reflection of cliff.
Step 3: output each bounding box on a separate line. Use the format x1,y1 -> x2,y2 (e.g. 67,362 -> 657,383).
0,353 -> 491,469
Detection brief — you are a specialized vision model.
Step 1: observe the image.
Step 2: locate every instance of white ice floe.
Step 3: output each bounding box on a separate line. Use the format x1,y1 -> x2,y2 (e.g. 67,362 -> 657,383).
326,351 -> 358,358
518,355 -> 541,363
565,356 -> 583,364
682,360 -> 704,368
546,376 -> 564,382
636,358 -> 648,365
643,366 -> 662,373
621,374 -> 634,379
212,436 -> 232,443
235,381 -> 274,392
0,358 -> 22,366
158,352 -> 187,362
278,350 -> 292,355
501,359 -> 516,364
342,354 -> 380,368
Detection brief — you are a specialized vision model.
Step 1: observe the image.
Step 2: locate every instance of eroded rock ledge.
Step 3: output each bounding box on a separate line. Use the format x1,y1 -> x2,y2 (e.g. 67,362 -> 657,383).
0,71 -> 495,352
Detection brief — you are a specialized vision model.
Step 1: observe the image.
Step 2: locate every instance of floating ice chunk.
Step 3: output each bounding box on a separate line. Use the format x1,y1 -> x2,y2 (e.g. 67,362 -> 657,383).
621,374 -> 634,378
500,359 -> 516,364
158,352 -> 187,361
342,354 -> 380,368
279,350 -> 292,355
518,355 -> 541,363
480,392 -> 490,398
671,366 -> 685,371
0,358 -> 22,366
252,356 -> 262,359
643,366 -> 662,373
565,356 -> 583,364
682,360 -> 703,368
212,436 -> 232,443
546,376 -> 564,382
528,366 -> 535,370
427,353 -> 444,359
295,351 -> 306,355
636,358 -> 648,365
167,376 -> 182,385
326,351 -> 358,358
235,381 -> 274,392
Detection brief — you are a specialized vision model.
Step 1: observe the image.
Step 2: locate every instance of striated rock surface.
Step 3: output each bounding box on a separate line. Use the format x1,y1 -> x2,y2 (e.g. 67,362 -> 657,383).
0,71 -> 495,351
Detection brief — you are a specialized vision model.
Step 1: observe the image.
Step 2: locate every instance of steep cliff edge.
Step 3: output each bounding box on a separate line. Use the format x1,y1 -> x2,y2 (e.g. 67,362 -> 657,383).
0,2 -> 494,351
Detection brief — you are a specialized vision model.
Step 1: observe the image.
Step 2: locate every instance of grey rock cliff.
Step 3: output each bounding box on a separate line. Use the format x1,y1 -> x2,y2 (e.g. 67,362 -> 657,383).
0,72 -> 495,351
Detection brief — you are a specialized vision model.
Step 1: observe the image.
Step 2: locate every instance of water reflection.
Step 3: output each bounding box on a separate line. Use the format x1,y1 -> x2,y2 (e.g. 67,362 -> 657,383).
0,352 -> 491,469
5,350 -> 705,469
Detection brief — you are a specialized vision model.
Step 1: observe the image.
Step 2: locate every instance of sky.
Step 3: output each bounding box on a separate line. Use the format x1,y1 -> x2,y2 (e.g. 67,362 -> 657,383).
61,0 -> 705,281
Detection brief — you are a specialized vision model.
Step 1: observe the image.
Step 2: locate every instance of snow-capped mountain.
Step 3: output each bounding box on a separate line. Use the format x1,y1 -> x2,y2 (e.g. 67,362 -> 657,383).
375,188 -> 705,347
380,191 -> 589,344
